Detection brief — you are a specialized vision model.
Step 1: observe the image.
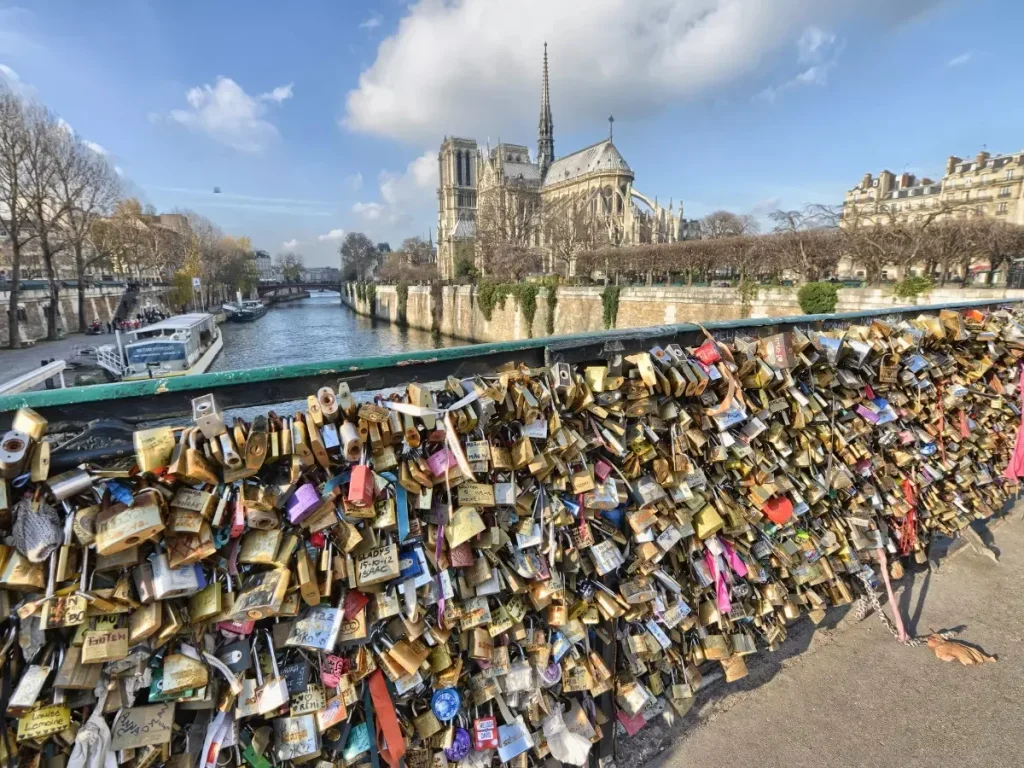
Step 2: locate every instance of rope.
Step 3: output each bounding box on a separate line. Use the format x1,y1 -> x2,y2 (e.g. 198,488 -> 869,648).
853,569 -> 956,648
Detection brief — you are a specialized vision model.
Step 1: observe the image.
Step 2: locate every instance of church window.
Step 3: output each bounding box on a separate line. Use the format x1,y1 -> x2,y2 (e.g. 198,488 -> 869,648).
464,152 -> 472,186
456,150 -> 463,186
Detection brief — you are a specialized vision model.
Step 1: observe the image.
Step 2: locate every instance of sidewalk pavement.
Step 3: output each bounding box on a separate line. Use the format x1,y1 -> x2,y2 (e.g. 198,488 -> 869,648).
620,512 -> 1022,768
0,333 -> 108,389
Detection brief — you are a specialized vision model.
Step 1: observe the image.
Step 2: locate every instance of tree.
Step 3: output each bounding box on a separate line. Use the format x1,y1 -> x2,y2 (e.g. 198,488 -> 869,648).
0,87 -> 36,347
486,244 -> 544,281
398,236 -> 434,267
52,128 -> 120,330
967,219 -> 1024,286
21,102 -> 72,340
545,196 -> 595,278
476,184 -> 538,275
276,252 -> 304,283
769,207 -> 841,281
340,232 -> 378,281
702,210 -> 759,239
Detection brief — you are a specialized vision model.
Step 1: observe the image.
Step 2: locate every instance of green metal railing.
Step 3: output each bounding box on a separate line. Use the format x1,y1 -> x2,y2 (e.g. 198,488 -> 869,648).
1,297 -> 1020,430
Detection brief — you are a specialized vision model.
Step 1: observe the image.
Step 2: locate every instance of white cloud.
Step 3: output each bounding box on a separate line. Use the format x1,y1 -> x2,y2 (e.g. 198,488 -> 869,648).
83,140 -> 108,156
343,0 -> 941,144
164,77 -> 292,153
353,151 -> 438,227
0,64 -> 35,97
282,239 -> 300,251
756,23 -> 844,104
359,14 -> 382,30
345,172 -> 363,191
947,52 -> 971,67
797,27 -> 835,63
318,228 -> 346,242
114,166 -> 124,176
260,83 -> 294,104
352,202 -> 385,221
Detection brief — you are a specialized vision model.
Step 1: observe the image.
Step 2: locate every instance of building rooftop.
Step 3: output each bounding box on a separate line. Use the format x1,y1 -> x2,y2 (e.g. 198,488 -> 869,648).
543,140 -> 632,187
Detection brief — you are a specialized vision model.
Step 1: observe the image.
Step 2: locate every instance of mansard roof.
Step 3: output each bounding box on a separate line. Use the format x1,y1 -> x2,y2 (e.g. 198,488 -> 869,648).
542,140 -> 632,187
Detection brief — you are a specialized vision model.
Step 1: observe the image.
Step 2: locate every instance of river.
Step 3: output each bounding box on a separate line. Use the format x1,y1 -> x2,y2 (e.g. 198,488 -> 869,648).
208,291 -> 466,373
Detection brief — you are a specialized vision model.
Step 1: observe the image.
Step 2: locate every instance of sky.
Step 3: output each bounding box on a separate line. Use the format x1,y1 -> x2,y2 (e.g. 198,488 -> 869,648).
1,0 -> 1022,268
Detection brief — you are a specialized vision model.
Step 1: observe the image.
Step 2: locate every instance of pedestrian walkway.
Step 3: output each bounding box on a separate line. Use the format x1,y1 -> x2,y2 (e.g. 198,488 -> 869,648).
621,513 -> 1022,768
0,333 -> 106,389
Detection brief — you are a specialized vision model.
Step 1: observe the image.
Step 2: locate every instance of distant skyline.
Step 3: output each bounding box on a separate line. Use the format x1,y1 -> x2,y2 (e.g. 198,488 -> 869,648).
2,0 -> 1021,267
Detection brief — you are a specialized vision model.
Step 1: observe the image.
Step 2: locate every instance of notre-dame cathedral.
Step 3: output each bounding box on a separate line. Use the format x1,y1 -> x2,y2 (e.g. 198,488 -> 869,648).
436,44 -> 690,279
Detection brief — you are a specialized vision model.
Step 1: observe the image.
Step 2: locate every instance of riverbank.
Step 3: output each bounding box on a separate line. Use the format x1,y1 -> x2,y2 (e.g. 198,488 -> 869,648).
342,282 -> 1024,343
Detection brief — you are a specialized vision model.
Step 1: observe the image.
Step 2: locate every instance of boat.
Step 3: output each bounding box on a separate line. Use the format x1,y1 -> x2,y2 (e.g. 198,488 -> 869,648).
230,299 -> 268,322
94,313 -> 223,381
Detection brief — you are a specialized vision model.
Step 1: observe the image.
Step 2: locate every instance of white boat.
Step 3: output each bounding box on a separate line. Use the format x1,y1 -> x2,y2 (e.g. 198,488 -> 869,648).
95,313 -> 223,382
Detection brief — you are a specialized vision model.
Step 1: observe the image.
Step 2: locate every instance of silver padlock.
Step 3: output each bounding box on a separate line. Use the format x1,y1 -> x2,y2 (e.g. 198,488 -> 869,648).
273,714 -> 320,761
150,544 -> 200,600
0,430 -> 30,479
255,630 -> 289,714
218,432 -> 244,469
192,394 -> 227,439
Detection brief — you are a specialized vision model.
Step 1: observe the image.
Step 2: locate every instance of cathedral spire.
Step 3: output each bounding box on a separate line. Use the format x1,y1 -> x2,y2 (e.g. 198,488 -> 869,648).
538,42 -> 554,179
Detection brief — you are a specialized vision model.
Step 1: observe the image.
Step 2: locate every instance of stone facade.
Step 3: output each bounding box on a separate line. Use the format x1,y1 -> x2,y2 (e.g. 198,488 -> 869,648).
344,283 -> 1024,344
436,45 -> 685,279
844,150 -> 1024,229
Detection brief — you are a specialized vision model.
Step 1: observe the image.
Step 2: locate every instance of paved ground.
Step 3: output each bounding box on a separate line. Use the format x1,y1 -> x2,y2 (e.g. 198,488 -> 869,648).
619,509 -> 1022,768
0,332 -> 113,389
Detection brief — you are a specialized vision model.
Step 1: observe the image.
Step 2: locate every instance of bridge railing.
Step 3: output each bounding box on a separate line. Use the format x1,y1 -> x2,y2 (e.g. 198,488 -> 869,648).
0,296 -> 1021,431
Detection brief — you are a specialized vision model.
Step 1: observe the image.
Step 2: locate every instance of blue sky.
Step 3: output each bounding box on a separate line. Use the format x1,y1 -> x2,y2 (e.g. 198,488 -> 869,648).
1,0 -> 1020,267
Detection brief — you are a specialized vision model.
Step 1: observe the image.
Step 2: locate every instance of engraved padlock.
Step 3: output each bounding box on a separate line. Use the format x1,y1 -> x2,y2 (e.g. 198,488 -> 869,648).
254,630 -> 290,714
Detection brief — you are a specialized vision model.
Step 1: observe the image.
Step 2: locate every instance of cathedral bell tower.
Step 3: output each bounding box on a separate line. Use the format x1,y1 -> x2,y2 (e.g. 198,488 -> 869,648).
537,43 -> 554,179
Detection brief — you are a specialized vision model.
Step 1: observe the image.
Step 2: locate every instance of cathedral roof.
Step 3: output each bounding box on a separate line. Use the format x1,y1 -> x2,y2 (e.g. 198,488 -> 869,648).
502,161 -> 541,183
543,140 -> 632,187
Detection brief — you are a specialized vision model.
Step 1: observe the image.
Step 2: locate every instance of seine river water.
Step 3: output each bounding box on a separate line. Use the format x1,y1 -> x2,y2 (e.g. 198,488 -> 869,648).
208,291 -> 467,373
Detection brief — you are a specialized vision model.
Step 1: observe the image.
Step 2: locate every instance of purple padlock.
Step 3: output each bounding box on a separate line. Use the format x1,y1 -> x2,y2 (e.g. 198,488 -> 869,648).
444,727 -> 471,762
285,483 -> 321,525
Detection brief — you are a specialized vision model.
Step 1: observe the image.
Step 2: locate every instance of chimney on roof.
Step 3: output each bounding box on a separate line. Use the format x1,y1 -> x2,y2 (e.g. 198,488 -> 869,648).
976,150 -> 990,166
946,155 -> 961,175
862,173 -> 872,189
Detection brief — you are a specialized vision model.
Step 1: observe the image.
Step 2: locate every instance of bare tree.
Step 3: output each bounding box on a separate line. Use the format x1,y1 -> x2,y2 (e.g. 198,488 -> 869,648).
20,103 -> 74,340
52,134 -> 121,329
966,219 -> 1024,286
476,184 -> 538,275
0,88 -> 35,347
545,196 -> 595,277
769,207 -> 841,281
701,210 -> 759,239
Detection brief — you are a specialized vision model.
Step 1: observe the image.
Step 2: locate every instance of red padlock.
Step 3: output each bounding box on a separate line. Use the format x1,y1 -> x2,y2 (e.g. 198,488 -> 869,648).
348,463 -> 375,509
472,715 -> 498,750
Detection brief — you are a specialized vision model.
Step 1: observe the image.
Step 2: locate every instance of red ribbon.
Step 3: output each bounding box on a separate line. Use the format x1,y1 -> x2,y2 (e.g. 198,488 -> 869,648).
368,669 -> 406,768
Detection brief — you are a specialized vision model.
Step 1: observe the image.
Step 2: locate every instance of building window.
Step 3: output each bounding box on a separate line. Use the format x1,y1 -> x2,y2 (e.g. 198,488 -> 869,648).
1000,186 -> 1011,198
997,202 -> 1009,215
456,150 -> 463,186
980,173 -> 988,185
962,191 -> 970,201
964,177 -> 972,186
1007,170 -> 1015,181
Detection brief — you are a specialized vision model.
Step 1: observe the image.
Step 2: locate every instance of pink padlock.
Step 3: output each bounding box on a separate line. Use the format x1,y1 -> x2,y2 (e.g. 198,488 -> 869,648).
594,459 -> 613,482
427,447 -> 455,477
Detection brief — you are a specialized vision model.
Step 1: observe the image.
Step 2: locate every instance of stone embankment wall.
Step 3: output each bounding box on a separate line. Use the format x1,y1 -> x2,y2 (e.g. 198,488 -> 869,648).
342,283 -> 1024,344
0,285 -> 172,347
